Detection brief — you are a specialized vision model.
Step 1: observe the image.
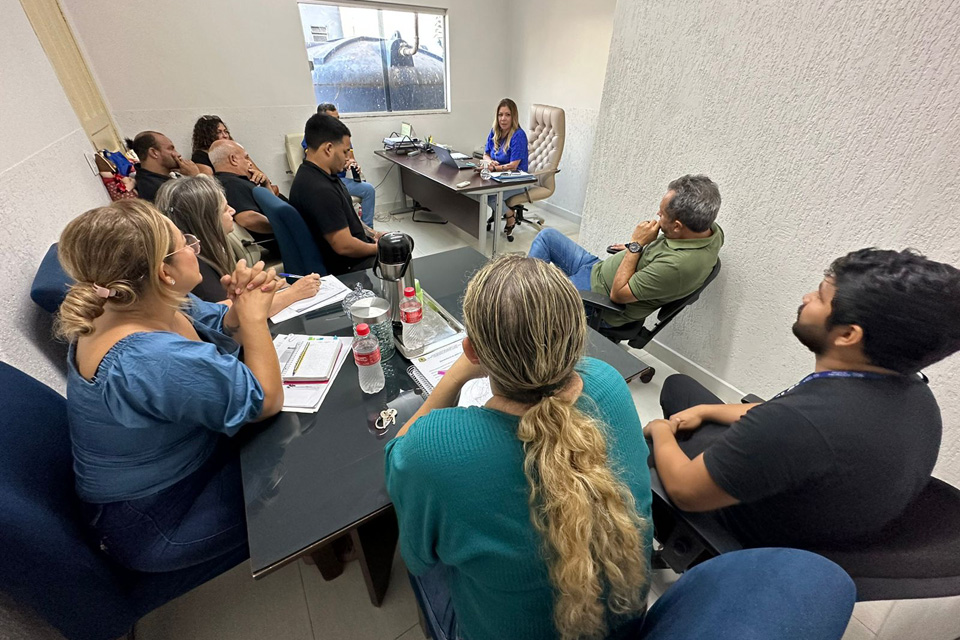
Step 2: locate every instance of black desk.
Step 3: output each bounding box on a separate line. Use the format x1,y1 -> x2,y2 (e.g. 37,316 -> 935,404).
240,247 -> 653,605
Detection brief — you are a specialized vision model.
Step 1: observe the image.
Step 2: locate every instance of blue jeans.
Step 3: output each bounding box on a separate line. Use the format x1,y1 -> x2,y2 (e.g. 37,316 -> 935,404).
83,441 -> 249,573
342,177 -> 376,227
412,548 -> 855,640
528,228 -> 600,291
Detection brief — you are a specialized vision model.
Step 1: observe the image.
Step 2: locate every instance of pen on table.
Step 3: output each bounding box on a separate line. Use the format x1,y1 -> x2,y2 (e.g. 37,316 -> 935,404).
278,273 -> 305,279
293,342 -> 310,374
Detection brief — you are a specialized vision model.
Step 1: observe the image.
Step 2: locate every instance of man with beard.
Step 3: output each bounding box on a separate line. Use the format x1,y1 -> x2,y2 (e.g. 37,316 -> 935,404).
643,248 -> 960,547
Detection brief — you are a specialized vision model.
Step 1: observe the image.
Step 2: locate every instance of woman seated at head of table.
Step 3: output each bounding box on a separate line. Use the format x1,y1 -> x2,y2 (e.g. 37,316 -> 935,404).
385,255 -> 653,640
156,175 -> 320,310
57,198 -> 284,572
483,98 -> 530,242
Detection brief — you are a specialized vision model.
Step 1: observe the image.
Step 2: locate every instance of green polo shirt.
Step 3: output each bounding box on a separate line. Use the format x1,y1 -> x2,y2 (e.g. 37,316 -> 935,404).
590,223 -> 724,326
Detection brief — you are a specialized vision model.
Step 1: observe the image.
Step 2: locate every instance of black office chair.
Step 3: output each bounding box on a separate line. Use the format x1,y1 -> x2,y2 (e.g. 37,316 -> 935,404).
580,260 -> 722,382
652,393 -> 960,603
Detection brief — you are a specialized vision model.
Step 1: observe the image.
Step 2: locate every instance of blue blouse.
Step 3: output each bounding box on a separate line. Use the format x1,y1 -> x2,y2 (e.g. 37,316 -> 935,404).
485,128 -> 529,172
66,295 -> 264,503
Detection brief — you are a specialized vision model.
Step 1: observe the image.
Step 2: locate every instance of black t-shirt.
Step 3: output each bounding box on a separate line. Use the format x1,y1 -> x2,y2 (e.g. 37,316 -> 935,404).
289,160 -> 372,275
214,171 -> 274,245
134,166 -> 171,202
703,375 -> 942,547
191,259 -> 227,303
192,149 -> 213,170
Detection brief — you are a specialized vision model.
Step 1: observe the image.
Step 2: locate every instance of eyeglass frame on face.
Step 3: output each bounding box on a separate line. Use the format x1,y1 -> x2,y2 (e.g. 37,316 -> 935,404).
164,234 -> 201,259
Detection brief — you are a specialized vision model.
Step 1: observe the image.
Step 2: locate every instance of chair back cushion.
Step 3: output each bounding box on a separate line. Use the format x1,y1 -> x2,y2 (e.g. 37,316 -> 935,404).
285,133 -> 305,175
252,186 -> 328,276
31,244 -> 73,313
527,104 -> 565,194
0,361 -> 140,639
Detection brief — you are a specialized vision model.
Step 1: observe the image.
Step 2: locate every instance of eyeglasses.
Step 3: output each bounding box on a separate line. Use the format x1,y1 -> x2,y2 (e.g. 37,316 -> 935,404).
165,234 -> 201,259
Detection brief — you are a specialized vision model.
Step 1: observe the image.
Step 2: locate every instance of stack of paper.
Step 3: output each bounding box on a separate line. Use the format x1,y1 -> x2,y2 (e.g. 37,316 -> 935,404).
406,341 -> 494,408
275,336 -> 353,413
270,275 -> 351,324
490,170 -> 537,184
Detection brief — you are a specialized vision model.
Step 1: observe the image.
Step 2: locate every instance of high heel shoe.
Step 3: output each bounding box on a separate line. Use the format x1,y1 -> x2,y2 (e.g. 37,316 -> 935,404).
504,211 -> 516,242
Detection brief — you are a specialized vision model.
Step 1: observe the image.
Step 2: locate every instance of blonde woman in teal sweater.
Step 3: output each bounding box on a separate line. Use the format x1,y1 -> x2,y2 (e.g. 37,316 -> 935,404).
385,255 -> 653,640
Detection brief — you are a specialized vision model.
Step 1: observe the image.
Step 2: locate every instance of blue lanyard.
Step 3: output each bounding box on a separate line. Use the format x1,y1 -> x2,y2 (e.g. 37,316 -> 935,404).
772,370 -> 894,399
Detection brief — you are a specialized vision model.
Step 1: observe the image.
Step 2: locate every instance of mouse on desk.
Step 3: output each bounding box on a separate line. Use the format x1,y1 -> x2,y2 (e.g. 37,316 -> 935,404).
407,149 -> 421,157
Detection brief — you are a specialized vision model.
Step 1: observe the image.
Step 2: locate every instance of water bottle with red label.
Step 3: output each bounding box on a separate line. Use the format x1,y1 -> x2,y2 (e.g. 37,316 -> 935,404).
353,323 -> 385,393
399,286 -> 425,351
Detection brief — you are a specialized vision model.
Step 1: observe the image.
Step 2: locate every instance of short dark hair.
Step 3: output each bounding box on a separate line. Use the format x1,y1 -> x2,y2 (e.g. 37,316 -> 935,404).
665,175 -> 721,232
827,248 -> 960,374
126,131 -> 161,160
316,102 -> 338,114
304,114 -> 351,151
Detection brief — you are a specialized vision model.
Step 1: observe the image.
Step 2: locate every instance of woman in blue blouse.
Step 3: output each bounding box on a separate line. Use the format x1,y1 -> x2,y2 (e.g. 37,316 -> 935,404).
385,255 -> 653,640
483,98 -> 529,242
57,199 -> 284,573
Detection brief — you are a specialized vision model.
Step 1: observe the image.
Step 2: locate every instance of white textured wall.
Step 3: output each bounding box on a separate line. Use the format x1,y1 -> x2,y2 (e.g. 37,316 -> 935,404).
59,0 -> 512,207
582,0 -> 960,486
0,0 -> 108,391
508,0 -> 616,217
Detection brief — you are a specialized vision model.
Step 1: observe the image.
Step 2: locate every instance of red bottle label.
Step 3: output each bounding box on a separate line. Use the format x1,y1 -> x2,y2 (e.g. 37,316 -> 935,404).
401,308 -> 422,323
354,348 -> 381,367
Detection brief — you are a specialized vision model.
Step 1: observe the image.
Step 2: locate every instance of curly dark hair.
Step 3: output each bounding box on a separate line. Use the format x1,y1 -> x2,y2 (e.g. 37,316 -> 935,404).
192,115 -> 229,153
827,248 -> 960,373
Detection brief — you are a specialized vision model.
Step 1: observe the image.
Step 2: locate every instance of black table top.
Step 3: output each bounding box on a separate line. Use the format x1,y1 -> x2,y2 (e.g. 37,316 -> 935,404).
240,247 -> 651,577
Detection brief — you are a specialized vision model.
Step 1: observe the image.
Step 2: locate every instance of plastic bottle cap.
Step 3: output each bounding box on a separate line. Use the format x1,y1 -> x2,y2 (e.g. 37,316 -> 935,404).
356,323 -> 370,336
404,287 -> 416,297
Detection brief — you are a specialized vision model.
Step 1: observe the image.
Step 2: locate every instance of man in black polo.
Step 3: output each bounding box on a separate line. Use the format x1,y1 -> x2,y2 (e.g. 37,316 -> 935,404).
289,114 -> 380,275
209,139 -> 274,238
643,248 -> 960,548
128,131 -> 201,201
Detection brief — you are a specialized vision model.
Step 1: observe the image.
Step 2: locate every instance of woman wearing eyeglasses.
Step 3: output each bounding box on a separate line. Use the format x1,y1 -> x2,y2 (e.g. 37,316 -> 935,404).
57,198 -> 284,573
156,175 -> 320,310
191,115 -> 278,195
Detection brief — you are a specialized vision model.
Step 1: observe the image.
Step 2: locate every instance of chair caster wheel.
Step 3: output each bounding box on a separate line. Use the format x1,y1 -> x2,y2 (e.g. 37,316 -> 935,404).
486,223 -> 492,231
639,368 -> 656,384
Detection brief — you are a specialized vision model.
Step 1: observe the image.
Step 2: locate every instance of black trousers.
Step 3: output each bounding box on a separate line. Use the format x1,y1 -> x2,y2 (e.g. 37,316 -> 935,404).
658,374 -> 734,459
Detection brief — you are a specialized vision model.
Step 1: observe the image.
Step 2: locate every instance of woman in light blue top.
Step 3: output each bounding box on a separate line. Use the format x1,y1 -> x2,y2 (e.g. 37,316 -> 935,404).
57,198 -> 284,573
483,98 -> 529,242
386,255 -> 652,640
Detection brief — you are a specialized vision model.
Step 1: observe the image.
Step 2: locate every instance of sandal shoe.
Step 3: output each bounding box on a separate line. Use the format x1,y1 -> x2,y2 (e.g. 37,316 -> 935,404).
504,213 -> 517,242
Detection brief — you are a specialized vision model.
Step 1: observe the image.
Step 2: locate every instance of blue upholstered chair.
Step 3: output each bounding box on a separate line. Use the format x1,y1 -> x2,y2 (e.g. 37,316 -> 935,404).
252,186 -> 328,277
0,361 -> 248,640
31,243 -> 72,313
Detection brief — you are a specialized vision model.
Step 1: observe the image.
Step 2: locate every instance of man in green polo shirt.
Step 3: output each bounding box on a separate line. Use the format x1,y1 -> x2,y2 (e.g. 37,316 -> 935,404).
527,174 -> 723,327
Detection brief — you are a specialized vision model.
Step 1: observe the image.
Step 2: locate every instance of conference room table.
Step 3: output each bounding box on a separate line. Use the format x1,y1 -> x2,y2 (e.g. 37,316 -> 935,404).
374,148 -> 535,255
239,247 -> 654,606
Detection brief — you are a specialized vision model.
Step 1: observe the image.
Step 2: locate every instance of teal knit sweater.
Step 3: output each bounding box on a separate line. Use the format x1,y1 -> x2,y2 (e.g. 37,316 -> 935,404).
385,357 -> 653,640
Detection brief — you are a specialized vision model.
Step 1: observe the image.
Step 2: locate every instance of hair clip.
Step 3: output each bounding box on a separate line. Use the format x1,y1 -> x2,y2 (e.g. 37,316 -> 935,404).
92,284 -> 117,299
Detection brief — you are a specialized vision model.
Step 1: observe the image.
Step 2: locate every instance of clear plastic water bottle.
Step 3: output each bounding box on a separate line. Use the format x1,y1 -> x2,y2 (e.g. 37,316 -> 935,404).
400,286 -> 426,351
353,323 -> 385,394
480,161 -> 492,181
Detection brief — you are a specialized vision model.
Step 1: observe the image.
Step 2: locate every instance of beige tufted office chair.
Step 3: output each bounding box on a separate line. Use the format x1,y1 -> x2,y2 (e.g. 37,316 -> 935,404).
504,104 -> 565,228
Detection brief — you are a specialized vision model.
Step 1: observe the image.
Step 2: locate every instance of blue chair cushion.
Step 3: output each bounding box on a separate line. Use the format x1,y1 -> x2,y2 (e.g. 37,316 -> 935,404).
252,186 -> 328,276
31,244 -> 72,313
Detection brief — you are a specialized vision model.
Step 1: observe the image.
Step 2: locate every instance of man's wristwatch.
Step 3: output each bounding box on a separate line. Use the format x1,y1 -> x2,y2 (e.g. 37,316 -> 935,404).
627,242 -> 642,254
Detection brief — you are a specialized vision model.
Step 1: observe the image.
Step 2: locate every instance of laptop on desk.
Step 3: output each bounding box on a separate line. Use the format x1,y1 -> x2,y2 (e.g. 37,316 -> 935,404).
434,145 -> 476,170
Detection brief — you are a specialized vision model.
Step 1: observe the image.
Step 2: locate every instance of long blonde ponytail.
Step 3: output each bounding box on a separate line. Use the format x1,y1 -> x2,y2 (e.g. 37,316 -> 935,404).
463,255 -> 648,640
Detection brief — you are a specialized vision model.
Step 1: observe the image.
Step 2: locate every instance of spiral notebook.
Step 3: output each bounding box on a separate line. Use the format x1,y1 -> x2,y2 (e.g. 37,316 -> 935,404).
406,342 -> 493,407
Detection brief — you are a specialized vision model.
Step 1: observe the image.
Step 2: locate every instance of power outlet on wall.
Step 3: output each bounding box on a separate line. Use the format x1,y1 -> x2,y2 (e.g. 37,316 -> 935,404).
83,153 -> 100,175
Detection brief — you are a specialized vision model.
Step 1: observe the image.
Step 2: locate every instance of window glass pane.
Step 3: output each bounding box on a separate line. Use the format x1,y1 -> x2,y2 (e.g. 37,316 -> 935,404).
298,3 -> 447,114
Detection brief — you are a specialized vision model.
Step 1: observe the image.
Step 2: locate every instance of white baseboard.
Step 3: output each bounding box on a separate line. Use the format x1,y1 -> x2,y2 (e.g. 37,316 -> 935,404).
639,339 -> 747,403
532,200 -> 582,224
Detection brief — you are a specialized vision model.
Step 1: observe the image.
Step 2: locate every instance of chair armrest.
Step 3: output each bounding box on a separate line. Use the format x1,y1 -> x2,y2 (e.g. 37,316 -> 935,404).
579,290 -> 624,313
741,393 -> 765,404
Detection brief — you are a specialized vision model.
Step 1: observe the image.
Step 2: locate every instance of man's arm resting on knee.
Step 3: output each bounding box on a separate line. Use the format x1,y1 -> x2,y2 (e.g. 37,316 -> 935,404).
235,210 -> 273,234
644,419 -> 739,512
324,227 -> 378,258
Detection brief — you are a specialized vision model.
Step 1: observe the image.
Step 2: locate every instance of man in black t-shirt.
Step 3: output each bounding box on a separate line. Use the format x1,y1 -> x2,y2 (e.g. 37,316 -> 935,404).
644,248 -> 960,548
289,114 -> 380,275
209,140 -> 274,238
128,131 -> 201,201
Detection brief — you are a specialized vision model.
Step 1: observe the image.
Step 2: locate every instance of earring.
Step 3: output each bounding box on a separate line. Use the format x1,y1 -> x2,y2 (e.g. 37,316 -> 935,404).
168,279 -> 176,285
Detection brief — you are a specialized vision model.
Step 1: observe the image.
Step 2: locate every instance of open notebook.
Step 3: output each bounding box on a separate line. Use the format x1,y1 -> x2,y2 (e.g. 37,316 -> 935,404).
274,334 -> 343,382
407,341 -> 493,407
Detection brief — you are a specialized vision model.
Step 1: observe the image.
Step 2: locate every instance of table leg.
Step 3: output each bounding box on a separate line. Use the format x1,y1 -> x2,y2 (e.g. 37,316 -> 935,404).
349,506 -> 400,607
493,191 -> 504,256
476,196 -> 488,255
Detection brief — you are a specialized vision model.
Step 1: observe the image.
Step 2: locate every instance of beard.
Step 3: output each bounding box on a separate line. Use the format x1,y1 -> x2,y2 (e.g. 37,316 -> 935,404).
792,320 -> 828,355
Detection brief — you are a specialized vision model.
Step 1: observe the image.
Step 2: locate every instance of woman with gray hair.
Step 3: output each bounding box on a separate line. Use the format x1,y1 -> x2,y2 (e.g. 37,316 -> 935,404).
156,175 -> 320,311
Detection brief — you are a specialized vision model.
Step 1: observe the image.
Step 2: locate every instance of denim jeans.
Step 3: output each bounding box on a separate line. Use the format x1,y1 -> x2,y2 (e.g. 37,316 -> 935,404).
83,440 -> 248,573
342,177 -> 376,227
413,548 -> 854,640
527,228 -> 600,291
